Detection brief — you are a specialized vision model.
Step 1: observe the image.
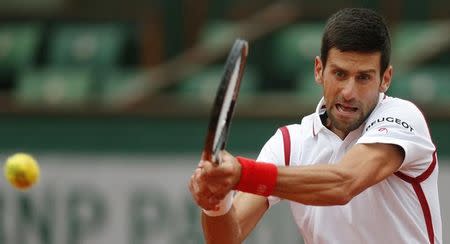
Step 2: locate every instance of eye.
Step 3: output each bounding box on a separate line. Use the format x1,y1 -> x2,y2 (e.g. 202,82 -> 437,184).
357,74 -> 371,81
335,71 -> 345,78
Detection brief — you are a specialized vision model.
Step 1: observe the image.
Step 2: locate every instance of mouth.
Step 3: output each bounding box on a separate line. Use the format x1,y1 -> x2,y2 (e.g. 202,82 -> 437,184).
335,103 -> 358,116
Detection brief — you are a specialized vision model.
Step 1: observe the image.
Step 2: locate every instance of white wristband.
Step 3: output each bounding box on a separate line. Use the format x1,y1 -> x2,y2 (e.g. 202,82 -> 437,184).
202,191 -> 234,217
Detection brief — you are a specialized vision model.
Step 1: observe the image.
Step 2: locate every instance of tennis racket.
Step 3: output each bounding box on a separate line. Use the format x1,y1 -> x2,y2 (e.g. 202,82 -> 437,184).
202,39 -> 249,164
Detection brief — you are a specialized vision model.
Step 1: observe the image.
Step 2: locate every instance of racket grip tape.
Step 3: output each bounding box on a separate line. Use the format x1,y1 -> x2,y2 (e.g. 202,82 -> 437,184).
234,157 -> 277,197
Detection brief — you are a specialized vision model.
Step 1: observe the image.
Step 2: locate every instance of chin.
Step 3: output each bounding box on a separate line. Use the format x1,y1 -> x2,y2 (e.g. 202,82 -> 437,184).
333,117 -> 364,133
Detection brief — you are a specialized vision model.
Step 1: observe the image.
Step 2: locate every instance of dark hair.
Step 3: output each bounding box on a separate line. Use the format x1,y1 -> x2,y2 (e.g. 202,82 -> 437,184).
321,8 -> 391,74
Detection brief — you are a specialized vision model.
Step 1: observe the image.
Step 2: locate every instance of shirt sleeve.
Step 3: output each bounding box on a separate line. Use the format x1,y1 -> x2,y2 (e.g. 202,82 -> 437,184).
256,128 -> 286,207
356,98 -> 436,177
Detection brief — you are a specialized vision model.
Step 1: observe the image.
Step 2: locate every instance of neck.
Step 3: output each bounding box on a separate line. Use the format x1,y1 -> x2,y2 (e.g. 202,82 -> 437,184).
325,118 -> 349,140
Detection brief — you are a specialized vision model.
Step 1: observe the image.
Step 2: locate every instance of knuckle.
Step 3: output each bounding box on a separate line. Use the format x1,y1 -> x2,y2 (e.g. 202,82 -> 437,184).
200,168 -> 209,178
194,183 -> 201,194
204,167 -> 212,177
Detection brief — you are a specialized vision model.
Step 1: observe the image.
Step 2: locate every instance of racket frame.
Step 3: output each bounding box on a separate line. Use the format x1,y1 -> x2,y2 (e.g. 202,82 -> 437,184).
202,39 -> 249,164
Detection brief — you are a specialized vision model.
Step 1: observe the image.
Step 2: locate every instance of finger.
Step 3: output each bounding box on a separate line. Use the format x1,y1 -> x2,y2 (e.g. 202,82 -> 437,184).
192,176 -> 200,193
202,160 -> 223,177
190,181 -> 210,206
195,172 -> 221,200
196,194 -> 220,210
194,171 -> 212,196
195,162 -> 234,198
188,175 -> 195,193
189,177 -> 207,207
212,191 -> 227,201
198,160 -> 207,168
199,158 -> 217,168
208,182 -> 232,198
196,167 -> 208,181
195,167 -> 209,182
189,171 -> 223,209
193,172 -> 215,197
203,162 -> 233,178
195,167 -> 202,176
220,150 -> 233,161
192,194 -> 216,210
190,185 -> 218,210
208,197 -> 220,204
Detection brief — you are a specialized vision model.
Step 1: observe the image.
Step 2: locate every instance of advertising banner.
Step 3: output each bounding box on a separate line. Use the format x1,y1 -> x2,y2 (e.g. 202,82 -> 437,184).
0,154 -> 301,244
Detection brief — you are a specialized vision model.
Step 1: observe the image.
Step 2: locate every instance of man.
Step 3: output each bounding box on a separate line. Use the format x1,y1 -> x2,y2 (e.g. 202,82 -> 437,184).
189,8 -> 442,244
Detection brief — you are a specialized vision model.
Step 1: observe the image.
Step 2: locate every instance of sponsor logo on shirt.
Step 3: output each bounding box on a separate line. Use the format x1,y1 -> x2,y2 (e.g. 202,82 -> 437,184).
378,127 -> 388,134
366,117 -> 414,132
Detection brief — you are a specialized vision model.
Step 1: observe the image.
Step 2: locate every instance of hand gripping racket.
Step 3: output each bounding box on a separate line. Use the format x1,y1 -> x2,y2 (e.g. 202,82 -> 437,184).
201,39 -> 249,164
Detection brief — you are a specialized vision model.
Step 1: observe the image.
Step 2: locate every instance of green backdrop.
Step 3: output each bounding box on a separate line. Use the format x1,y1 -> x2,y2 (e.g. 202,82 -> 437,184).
0,116 -> 449,158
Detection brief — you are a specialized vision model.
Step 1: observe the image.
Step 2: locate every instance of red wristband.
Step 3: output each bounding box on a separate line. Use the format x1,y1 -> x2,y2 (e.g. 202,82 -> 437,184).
234,157 -> 278,196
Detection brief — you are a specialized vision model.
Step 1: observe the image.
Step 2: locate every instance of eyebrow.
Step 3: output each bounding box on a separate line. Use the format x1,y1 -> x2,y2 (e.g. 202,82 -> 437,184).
328,64 -> 377,74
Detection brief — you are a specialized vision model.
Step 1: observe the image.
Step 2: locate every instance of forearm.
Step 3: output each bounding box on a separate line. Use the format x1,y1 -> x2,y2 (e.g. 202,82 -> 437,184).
201,192 -> 268,244
274,164 -> 356,205
201,207 -> 241,244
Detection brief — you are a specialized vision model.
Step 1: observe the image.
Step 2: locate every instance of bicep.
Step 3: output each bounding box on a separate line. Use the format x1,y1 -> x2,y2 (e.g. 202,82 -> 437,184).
233,192 -> 269,241
339,143 -> 404,196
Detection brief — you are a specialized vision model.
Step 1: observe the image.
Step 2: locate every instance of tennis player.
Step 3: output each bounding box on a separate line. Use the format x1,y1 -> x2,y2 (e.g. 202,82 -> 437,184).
189,8 -> 442,244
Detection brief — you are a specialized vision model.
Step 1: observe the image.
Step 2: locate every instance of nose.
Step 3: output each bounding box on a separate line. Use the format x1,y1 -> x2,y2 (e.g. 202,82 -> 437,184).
340,79 -> 356,101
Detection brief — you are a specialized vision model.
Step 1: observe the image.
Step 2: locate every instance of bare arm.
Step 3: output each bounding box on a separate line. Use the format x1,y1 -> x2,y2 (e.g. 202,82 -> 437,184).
190,143 -> 403,242
189,152 -> 269,244
201,193 -> 268,244
274,143 -> 404,205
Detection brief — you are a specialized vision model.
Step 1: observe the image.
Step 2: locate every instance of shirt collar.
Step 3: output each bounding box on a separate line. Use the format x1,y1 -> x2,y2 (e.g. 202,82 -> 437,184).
312,93 -> 386,137
312,97 -> 326,137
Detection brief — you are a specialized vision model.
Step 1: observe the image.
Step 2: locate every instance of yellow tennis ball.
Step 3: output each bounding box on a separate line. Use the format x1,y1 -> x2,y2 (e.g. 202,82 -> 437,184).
4,153 -> 40,190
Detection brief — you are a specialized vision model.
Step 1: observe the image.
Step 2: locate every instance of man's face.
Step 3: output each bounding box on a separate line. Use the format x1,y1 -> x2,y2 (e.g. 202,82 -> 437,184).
314,48 -> 392,138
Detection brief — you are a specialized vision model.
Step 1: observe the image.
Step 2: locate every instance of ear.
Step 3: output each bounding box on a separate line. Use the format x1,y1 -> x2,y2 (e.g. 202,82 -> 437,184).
314,56 -> 324,85
379,65 -> 393,93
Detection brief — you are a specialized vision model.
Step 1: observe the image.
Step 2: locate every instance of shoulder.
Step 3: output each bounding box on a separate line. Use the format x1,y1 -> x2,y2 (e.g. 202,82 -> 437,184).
279,123 -> 302,135
377,95 -> 421,113
360,95 -> 436,176
257,113 -> 314,164
365,95 -> 429,134
278,113 -> 316,140
276,112 -> 315,134
378,95 -> 426,116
